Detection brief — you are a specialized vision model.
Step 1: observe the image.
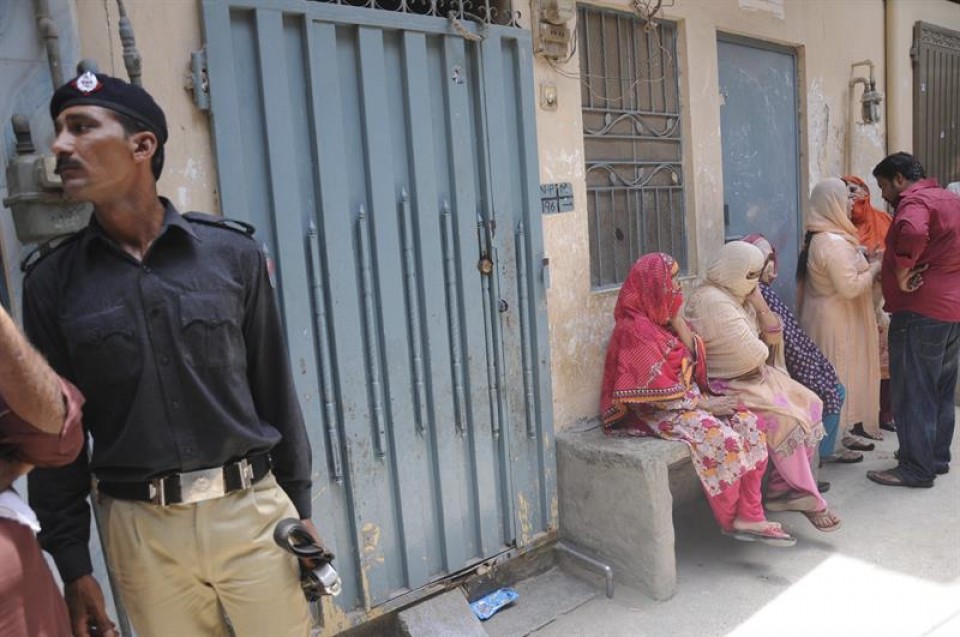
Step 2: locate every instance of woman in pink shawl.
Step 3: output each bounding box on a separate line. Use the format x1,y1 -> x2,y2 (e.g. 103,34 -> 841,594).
600,253 -> 794,546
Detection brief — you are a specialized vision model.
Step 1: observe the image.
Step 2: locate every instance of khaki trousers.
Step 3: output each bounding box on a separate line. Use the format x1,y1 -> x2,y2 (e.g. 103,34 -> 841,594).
99,474 -> 312,637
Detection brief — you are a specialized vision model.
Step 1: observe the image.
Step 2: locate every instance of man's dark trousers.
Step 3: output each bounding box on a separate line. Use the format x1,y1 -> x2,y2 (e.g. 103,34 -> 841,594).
889,311 -> 960,483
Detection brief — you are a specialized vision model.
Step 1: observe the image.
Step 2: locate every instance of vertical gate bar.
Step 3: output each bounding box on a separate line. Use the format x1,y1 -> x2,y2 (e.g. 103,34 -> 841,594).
616,14 -> 625,105
441,201 -> 468,436
358,206 -> 388,458
475,22 -> 518,541
600,13 -> 609,105
449,33 -> 506,558
667,187 -> 676,260
515,222 -> 536,438
626,186 -> 635,262
655,188 -> 663,249
472,29 -> 516,540
582,9 -> 593,110
630,9 -> 639,111
611,188 -> 618,280
513,31 -> 557,532
405,31 -> 470,573
478,215 -> 502,440
301,18 -> 367,611
308,221 -> 344,483
646,23 -> 654,111
400,188 -> 429,436
201,1 -> 249,222
594,189 -> 602,286
639,190 -> 646,255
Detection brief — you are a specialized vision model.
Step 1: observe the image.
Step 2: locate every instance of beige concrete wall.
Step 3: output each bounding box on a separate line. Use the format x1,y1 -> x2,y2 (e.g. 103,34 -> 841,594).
74,0 -> 218,214
885,0 -> 960,155
534,0 -> 889,431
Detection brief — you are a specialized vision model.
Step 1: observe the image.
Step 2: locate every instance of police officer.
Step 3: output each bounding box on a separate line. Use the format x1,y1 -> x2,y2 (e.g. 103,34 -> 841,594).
25,72 -> 317,637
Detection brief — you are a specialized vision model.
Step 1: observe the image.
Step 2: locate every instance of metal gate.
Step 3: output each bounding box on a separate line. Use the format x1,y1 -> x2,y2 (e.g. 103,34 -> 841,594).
201,0 -> 555,621
913,21 -> 960,186
718,35 -> 801,308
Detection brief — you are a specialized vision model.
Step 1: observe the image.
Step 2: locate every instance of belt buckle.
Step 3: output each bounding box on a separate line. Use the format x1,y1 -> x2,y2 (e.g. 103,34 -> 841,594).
148,479 -> 167,506
238,458 -> 255,489
179,466 -> 226,504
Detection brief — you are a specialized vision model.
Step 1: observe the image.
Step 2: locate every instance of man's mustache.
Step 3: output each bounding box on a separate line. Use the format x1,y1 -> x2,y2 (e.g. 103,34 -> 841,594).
54,157 -> 82,174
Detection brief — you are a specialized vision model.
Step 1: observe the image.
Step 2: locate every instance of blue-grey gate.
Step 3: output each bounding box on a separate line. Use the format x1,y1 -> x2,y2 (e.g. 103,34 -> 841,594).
201,0 -> 555,621
717,35 -> 801,308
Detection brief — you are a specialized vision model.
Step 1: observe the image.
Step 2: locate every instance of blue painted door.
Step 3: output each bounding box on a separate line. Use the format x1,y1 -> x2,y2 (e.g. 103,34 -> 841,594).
718,37 -> 801,307
201,0 -> 555,620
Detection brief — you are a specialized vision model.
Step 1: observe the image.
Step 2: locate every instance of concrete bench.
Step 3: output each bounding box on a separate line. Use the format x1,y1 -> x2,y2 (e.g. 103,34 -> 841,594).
556,426 -> 701,601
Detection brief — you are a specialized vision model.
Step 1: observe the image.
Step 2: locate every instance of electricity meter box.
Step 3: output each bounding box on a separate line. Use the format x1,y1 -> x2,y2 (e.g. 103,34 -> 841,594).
3,115 -> 92,245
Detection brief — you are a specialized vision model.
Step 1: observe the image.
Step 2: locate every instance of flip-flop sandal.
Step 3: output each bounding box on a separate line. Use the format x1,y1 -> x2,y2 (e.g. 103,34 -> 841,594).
843,436 -> 875,452
802,509 -> 842,533
826,449 -> 864,464
851,423 -> 883,440
765,493 -> 819,513
722,525 -> 797,548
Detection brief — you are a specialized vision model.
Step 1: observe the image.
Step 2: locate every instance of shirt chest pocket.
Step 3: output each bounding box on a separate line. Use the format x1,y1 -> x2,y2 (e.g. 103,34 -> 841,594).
63,306 -> 141,385
180,292 -> 245,369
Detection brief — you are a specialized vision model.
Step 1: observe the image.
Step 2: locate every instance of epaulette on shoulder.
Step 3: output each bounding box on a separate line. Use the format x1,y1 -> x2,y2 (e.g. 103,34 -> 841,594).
21,231 -> 83,275
183,212 -> 256,239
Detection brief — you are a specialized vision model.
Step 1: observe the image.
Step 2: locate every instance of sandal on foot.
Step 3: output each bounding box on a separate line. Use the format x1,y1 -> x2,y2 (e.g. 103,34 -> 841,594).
880,421 -> 897,432
843,435 -> 875,452
825,449 -> 864,464
866,467 -> 934,488
765,493 -> 819,513
803,508 -> 842,533
851,423 -> 883,441
722,524 -> 797,548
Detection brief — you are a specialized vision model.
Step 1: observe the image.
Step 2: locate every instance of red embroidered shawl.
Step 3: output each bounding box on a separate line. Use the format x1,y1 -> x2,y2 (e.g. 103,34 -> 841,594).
600,253 -> 708,429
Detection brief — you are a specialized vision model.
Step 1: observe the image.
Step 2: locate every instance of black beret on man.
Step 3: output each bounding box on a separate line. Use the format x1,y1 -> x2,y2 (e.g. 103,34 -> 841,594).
51,71 -> 168,179
50,71 -> 168,144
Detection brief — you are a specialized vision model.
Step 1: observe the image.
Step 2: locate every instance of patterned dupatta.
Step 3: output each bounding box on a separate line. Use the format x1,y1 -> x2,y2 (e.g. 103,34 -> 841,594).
600,253 -> 708,429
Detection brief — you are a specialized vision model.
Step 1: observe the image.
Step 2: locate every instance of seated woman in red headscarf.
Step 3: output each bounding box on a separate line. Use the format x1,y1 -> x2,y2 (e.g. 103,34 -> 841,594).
600,253 -> 795,547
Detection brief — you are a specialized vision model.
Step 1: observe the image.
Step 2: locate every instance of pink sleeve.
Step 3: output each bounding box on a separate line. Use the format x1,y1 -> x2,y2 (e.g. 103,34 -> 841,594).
0,377 -> 85,467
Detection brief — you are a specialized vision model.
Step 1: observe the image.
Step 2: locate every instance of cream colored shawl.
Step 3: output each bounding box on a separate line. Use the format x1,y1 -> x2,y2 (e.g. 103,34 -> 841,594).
806,178 -> 859,244
685,242 -> 769,379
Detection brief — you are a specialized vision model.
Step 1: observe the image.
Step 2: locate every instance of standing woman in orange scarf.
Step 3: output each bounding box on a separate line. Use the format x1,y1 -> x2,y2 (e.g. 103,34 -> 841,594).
843,175 -> 895,434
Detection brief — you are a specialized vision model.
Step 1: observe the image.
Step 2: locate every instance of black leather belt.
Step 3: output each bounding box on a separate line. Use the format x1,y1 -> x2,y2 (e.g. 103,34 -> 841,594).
98,454 -> 272,505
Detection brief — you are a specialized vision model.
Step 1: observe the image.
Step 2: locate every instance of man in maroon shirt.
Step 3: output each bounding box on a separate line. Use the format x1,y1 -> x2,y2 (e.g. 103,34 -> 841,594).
868,152 -> 960,488
0,302 -> 89,636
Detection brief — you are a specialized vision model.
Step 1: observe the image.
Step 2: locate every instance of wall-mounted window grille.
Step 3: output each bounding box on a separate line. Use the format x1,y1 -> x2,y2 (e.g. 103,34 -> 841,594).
913,21 -> 960,187
309,0 -> 519,27
578,5 -> 686,289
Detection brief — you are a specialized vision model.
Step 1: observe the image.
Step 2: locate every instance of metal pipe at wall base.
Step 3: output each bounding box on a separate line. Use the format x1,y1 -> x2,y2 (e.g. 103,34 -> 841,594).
555,541 -> 614,599
33,0 -> 63,87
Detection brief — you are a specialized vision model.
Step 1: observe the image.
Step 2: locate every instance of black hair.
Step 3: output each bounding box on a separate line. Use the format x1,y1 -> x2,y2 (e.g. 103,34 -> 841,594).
111,110 -> 165,180
795,230 -> 815,284
872,152 -> 926,182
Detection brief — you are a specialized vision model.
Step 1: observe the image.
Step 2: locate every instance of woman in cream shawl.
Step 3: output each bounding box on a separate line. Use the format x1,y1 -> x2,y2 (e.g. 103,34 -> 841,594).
798,178 -> 882,446
686,242 -> 841,533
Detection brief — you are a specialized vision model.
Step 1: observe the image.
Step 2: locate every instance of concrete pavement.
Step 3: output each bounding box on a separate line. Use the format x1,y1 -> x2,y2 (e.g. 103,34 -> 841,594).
531,416 -> 960,637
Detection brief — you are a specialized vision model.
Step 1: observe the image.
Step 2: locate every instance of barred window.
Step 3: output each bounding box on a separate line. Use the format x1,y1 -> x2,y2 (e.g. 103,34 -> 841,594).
578,5 -> 686,289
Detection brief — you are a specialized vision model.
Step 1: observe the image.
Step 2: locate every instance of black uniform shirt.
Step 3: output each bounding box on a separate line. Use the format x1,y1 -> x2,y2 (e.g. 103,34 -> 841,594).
24,199 -> 312,582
